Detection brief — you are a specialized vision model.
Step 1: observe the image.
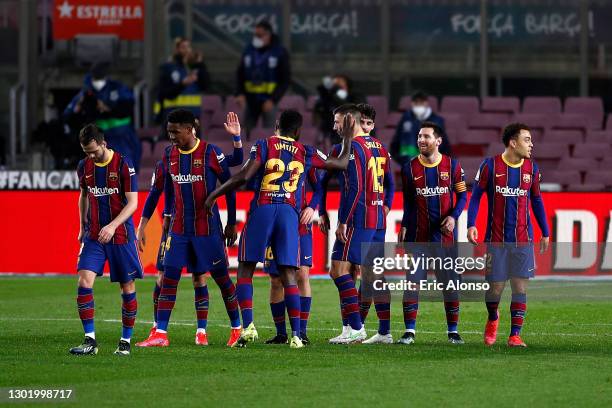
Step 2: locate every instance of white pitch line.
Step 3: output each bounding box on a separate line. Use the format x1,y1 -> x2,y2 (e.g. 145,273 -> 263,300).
1,317 -> 610,337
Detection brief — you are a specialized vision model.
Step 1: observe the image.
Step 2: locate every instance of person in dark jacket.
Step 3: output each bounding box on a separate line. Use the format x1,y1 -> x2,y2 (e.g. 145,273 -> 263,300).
390,91 -> 450,166
235,21 -> 290,136
155,37 -> 210,123
63,63 -> 142,171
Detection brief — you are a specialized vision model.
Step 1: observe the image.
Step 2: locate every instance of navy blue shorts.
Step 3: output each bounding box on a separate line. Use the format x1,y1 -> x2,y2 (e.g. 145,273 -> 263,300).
77,238 -> 143,283
264,231 -> 313,276
404,244 -> 462,285
156,230 -> 169,271
163,232 -> 227,273
239,204 -> 300,268
485,244 -> 536,282
332,228 -> 386,265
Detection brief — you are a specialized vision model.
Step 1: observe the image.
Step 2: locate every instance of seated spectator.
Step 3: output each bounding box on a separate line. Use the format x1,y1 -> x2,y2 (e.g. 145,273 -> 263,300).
390,91 -> 450,165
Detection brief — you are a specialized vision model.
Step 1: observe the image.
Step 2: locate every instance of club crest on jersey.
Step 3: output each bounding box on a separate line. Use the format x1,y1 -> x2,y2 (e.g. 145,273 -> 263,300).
193,159 -> 203,168
109,172 -> 118,181
440,171 -> 449,181
523,174 -> 531,183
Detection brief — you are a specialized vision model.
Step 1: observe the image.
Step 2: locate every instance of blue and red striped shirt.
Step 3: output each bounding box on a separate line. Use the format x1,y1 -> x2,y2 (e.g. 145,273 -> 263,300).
467,154 -> 550,243
401,154 -> 467,243
248,135 -> 328,213
163,139 -> 236,236
77,151 -> 137,244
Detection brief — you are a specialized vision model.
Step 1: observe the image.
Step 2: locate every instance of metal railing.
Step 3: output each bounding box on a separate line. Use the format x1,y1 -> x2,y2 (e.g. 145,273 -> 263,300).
9,83 -> 26,167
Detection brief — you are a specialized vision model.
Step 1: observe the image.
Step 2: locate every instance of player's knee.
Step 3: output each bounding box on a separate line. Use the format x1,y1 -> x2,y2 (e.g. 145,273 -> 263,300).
270,276 -> 283,290
192,273 -> 207,287
77,270 -> 95,288
120,280 -> 135,294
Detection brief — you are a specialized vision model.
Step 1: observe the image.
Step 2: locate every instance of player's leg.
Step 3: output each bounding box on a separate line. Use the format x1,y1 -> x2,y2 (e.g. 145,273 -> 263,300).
234,261 -> 258,346
483,245 -> 509,346
70,238 -> 105,355
508,277 -> 528,347
398,247 -> 425,345
192,273 -> 209,346
437,246 -> 464,344
149,232 -> 168,335
297,266 -> 312,343
209,263 -> 242,347
330,260 -> 365,344
278,265 -> 304,349
363,229 -> 392,344
266,273 -> 288,344
116,279 -> 137,356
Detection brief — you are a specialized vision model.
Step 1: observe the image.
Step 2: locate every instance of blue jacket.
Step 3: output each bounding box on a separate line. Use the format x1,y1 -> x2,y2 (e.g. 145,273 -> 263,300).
236,40 -> 290,103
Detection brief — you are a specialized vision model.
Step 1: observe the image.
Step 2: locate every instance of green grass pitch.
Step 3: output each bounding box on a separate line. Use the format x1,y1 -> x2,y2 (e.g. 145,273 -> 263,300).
1,276 -> 612,407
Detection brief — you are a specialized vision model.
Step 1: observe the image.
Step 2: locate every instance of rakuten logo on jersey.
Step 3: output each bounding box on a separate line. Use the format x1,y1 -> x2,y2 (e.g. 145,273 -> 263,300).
496,185 -> 528,197
87,186 -> 119,197
171,174 -> 203,184
416,186 -> 449,197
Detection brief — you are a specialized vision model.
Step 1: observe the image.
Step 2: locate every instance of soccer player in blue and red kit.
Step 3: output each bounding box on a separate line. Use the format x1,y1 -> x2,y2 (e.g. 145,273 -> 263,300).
137,109 -> 242,348
70,124 -> 142,356
398,121 -> 467,345
205,109 -> 355,349
467,123 -> 550,347
320,104 -> 395,345
135,112 -> 244,345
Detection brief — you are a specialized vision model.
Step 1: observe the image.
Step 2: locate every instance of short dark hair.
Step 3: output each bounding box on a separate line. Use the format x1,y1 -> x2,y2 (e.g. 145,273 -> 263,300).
333,103 -> 362,123
502,122 -> 531,147
333,74 -> 352,91
79,123 -> 104,145
278,109 -> 303,136
255,20 -> 274,34
167,109 -> 197,127
356,103 -> 376,121
411,90 -> 428,102
420,121 -> 443,138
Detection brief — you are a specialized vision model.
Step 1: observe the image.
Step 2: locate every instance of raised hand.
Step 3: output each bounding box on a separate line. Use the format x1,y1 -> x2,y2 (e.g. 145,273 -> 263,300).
224,112 -> 241,136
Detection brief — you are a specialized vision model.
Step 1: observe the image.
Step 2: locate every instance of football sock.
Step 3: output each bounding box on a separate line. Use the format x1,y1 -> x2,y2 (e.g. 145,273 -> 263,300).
402,293 -> 419,332
510,293 -> 527,336
339,297 -> 348,327
211,268 -> 241,328
270,300 -> 287,336
486,300 -> 500,321
236,277 -> 254,328
121,292 -> 137,340
284,285 -> 301,337
156,266 -> 181,332
194,285 -> 209,330
358,284 -> 372,324
152,282 -> 161,325
299,296 -> 311,335
443,291 -> 460,333
374,298 -> 391,335
333,274 -> 362,330
77,286 -> 95,337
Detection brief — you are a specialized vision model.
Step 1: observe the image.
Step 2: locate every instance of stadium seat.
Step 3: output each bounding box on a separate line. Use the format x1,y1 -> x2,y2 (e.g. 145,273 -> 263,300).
224,96 -> 241,114
606,113 -> 612,130
201,95 -> 223,113
138,169 -> 154,190
250,128 -> 275,140
440,96 -> 479,115
366,95 -> 389,124
375,128 -> 394,145
209,110 -> 226,128
567,183 -> 606,191
598,157 -> 612,169
468,113 -> 510,130
573,143 -> 612,160
137,126 -> 161,141
481,97 -> 520,114
543,129 -> 583,145
205,128 -> 227,142
458,129 -> 498,144
564,97 -> 604,129
299,127 -> 319,146
584,170 -> 612,188
385,111 -> 403,128
398,95 -> 439,113
457,157 -> 483,181
551,113 -> 589,132
585,130 -> 612,143
522,96 -> 562,114
533,143 -> 569,171
442,113 -> 468,144
278,95 -> 306,112
511,113 -> 551,134
306,95 -> 318,111
557,157 -> 593,172
545,170 -> 582,186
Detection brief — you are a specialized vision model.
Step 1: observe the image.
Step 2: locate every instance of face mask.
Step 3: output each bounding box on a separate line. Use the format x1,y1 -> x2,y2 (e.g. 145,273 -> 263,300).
252,37 -> 265,49
412,105 -> 431,121
92,79 -> 107,91
336,89 -> 348,100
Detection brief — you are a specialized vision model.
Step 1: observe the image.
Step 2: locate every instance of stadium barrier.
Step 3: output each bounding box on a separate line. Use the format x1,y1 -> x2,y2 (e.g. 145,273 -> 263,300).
0,192 -> 611,277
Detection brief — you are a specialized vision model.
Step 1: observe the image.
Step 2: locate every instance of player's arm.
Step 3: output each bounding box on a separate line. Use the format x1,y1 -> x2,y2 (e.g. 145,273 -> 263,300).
205,158 -> 261,218
320,114 -> 357,171
300,168 -> 322,225
98,160 -> 139,244
223,112 -> 244,167
467,161 -> 489,244
399,163 -> 413,242
316,169 -> 332,234
383,152 -> 395,215
211,146 -> 239,247
442,160 -> 467,234
530,165 -> 550,253
78,187 -> 88,242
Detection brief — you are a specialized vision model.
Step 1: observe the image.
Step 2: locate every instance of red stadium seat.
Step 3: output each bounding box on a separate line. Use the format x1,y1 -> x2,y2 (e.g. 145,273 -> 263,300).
136,126 -> 161,141
564,97 -> 604,129
385,111 -> 403,128
299,127 -> 319,146
534,143 -> 569,159
366,95 -> 389,125
138,169 -> 155,190
398,95 -> 439,113
573,143 -> 612,160
511,113 -> 551,133
543,129 -> 583,145
224,96 -> 241,114
584,170 -> 612,188
306,95 -> 318,111
567,183 -> 606,192
374,128 -> 394,145
250,128 -> 275,140
278,95 -> 306,112
205,128 -> 227,142
443,113 -> 468,144
481,97 -> 520,114
545,170 -> 582,186
468,113 -> 510,130
201,95 -> 223,113
456,157 -> 484,182
209,110 -> 226,128
551,113 -> 589,132
522,96 -> 561,114
599,157 -> 612,170
586,130 -> 612,143
458,129 -> 498,144
440,96 -> 479,115
557,157 -> 594,172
